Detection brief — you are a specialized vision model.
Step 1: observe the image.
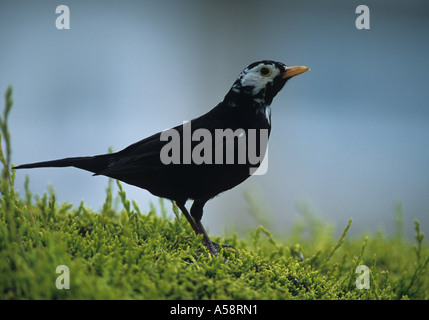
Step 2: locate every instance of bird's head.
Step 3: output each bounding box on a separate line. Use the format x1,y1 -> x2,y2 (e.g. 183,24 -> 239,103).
224,60 -> 309,108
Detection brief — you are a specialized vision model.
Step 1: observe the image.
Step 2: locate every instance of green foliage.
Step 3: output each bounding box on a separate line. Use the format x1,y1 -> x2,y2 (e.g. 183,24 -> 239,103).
1,86 -> 428,299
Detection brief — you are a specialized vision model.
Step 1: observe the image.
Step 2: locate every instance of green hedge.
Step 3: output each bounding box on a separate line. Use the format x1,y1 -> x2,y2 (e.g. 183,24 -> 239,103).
1,86 -> 428,299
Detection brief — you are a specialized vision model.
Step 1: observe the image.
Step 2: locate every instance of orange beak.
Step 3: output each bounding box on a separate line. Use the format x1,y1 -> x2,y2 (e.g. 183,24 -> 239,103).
282,66 -> 310,79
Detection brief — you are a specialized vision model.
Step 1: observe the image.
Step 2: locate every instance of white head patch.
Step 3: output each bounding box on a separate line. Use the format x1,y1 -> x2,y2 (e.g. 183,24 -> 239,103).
238,63 -> 282,95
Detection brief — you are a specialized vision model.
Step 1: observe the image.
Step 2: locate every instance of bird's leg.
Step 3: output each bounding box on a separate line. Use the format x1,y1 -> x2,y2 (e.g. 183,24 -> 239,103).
175,201 -> 201,235
190,199 -> 218,256
177,200 -> 226,256
194,219 -> 218,256
176,200 -> 218,256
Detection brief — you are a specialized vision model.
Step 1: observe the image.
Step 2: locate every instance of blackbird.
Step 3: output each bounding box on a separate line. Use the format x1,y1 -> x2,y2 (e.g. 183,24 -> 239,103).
14,60 -> 309,255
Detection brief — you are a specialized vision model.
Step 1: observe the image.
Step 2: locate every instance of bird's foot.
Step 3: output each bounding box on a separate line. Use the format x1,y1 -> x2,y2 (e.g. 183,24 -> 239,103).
212,241 -> 237,252
204,237 -> 238,257
186,236 -> 234,256
202,238 -> 218,256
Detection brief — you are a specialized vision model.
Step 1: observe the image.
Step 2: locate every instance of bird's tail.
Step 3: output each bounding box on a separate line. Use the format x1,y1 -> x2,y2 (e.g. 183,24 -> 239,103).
13,155 -> 111,175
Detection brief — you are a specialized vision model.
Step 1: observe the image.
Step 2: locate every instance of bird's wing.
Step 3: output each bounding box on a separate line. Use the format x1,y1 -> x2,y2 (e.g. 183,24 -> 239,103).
95,103 -> 260,177
95,130 -> 168,176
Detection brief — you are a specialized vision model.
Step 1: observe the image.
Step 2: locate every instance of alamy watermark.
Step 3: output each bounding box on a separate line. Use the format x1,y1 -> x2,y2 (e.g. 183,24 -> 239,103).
56,265 -> 70,289
355,5 -> 370,30
356,265 -> 370,289
54,264 -> 370,291
55,5 -> 70,30
159,121 -> 269,175
55,5 -> 370,31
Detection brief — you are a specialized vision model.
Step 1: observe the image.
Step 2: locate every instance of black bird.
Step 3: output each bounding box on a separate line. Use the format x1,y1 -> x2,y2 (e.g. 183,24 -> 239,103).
14,60 -> 309,255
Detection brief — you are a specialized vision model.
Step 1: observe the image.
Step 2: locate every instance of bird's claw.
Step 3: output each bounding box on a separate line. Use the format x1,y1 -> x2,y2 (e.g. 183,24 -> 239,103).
211,241 -> 237,252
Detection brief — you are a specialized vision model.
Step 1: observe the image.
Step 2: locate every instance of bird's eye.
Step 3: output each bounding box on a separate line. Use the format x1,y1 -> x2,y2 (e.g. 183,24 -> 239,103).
260,66 -> 271,77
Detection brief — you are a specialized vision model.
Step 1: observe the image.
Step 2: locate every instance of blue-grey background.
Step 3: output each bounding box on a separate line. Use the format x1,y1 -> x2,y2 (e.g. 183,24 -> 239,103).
1,0 -> 428,237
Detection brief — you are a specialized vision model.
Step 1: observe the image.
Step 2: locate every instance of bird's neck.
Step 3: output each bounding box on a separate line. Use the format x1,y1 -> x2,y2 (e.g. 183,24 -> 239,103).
223,87 -> 270,110
216,89 -> 272,130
